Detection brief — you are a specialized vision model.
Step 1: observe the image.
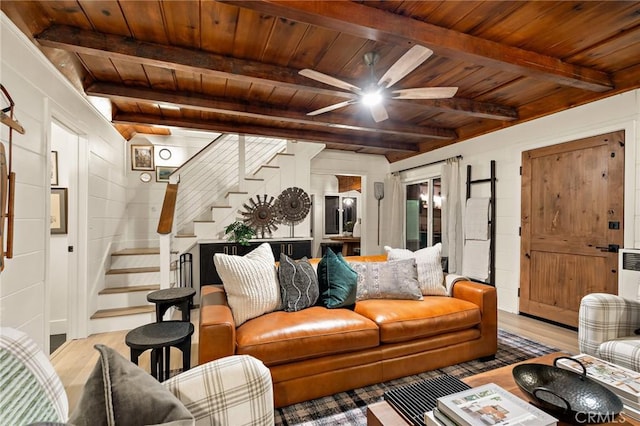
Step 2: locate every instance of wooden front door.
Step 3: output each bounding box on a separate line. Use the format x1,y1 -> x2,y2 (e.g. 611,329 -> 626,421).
520,131 -> 624,327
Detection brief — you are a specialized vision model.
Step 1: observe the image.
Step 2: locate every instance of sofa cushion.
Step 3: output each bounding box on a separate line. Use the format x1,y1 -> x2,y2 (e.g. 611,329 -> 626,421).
317,249 -> 358,309
235,306 -> 379,365
384,243 -> 446,296
214,242 -> 281,326
355,297 -> 481,344
278,254 -> 319,312
350,258 -> 423,301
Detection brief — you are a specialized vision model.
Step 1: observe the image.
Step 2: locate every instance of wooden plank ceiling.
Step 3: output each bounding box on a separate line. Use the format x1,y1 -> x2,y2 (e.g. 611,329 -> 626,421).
2,1 -> 639,161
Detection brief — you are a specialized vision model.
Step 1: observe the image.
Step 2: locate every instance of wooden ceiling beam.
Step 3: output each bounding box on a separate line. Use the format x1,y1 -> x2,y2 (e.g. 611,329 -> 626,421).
39,25 -> 517,121
87,82 -> 457,140
227,0 -> 614,92
112,113 -> 421,153
36,25 -> 354,99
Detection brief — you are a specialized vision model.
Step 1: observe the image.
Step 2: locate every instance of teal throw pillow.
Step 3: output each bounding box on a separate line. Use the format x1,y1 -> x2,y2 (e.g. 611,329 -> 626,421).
317,249 -> 358,309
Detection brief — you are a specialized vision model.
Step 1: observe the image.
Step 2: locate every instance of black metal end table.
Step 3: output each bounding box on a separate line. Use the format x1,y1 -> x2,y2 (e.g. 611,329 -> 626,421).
147,287 -> 196,322
125,321 -> 194,381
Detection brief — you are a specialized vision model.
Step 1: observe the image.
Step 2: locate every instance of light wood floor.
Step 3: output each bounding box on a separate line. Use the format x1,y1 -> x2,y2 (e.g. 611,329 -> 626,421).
51,309 -> 578,412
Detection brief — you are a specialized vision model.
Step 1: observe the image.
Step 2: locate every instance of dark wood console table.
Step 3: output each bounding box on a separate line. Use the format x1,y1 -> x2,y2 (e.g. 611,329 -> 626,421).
199,239 -> 312,285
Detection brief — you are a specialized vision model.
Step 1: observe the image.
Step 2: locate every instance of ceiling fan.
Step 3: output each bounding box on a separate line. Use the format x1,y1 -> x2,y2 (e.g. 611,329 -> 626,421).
299,45 -> 458,123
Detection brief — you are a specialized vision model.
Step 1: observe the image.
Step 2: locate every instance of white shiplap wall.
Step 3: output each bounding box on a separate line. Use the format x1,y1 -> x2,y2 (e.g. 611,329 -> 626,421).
391,90 -> 640,314
0,14 -> 127,350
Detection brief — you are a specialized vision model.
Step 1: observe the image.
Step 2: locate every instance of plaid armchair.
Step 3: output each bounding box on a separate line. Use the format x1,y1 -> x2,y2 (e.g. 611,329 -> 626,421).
578,293 -> 640,372
0,327 -> 273,426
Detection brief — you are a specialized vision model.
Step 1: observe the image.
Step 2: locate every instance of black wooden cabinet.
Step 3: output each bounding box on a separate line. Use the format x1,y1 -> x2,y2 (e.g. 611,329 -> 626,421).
199,240 -> 312,285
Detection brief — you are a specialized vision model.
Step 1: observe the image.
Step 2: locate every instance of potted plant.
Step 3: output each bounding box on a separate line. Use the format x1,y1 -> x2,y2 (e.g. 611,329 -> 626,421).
224,221 -> 256,246
344,220 -> 354,236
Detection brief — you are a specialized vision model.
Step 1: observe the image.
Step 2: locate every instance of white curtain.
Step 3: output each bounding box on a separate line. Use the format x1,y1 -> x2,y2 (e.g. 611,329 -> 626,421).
441,158 -> 463,273
380,174 -> 403,249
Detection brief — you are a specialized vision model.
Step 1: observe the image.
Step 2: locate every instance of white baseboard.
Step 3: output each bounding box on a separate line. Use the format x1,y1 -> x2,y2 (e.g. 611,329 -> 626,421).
49,319 -> 68,335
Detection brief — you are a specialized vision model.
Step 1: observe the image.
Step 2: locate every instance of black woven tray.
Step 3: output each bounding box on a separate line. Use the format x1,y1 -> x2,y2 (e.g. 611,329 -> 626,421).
384,375 -> 471,426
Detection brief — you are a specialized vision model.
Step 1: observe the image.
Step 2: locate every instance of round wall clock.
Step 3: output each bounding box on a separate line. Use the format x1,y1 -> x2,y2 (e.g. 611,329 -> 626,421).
139,172 -> 152,183
158,148 -> 172,160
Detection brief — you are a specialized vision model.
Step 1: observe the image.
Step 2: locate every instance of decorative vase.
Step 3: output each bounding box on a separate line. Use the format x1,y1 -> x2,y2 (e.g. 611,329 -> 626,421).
352,218 -> 361,238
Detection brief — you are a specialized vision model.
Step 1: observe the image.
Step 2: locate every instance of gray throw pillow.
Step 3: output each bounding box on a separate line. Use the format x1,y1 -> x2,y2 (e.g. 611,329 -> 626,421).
278,254 -> 319,312
68,344 -> 194,426
351,258 -> 423,301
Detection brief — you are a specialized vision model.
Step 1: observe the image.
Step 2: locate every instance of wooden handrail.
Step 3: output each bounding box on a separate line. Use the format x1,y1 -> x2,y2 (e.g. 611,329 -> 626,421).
157,183 -> 179,234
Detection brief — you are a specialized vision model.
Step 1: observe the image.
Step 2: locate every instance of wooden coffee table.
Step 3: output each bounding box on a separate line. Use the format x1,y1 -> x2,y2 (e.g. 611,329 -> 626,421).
367,352 -> 639,426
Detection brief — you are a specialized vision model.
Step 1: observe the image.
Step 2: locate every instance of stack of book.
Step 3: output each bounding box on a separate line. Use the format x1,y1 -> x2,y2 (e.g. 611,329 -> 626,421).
425,383 -> 557,426
556,354 -> 640,421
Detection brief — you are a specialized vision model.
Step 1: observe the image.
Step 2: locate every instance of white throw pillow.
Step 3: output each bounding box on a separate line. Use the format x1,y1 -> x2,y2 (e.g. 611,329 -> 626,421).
384,243 -> 446,296
214,242 -> 281,326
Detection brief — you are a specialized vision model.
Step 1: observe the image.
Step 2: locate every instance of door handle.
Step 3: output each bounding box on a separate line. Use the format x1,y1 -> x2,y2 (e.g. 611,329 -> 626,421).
596,244 -> 620,253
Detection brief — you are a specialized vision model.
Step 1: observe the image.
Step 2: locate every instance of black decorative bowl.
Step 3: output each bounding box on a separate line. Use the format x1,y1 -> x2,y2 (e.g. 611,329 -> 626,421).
512,356 -> 623,424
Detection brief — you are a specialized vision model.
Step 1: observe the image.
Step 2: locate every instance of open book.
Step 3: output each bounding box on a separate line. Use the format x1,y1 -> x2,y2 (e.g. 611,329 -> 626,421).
436,383 -> 557,426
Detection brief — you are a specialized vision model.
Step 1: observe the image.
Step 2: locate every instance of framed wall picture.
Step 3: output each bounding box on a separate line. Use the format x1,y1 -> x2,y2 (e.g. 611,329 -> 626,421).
51,151 -> 58,186
156,166 -> 177,182
51,188 -> 68,235
131,145 -> 154,171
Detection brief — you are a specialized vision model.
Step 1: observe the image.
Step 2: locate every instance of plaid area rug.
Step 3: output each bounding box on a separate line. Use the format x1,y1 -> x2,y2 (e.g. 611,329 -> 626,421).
274,329 -> 559,425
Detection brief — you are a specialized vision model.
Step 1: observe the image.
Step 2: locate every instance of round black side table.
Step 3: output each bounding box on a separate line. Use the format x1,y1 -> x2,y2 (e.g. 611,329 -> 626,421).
147,287 -> 196,322
125,321 -> 194,381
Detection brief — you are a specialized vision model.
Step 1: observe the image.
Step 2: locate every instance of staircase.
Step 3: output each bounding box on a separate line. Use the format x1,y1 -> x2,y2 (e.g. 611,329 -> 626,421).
89,248 -> 176,334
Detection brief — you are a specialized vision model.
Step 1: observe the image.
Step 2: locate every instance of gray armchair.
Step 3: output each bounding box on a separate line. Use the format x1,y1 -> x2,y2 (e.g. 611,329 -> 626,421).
578,293 -> 640,372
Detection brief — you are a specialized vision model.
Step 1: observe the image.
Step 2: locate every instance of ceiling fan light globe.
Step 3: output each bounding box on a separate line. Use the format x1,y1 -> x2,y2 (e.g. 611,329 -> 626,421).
362,91 -> 383,106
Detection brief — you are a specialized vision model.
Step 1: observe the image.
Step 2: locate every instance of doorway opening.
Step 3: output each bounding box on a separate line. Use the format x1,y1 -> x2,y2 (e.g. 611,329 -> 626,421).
49,120 -> 79,351
405,178 -> 441,251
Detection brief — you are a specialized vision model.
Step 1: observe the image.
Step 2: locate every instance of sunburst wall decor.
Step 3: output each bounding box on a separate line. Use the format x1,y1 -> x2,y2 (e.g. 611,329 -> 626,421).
240,194 -> 280,238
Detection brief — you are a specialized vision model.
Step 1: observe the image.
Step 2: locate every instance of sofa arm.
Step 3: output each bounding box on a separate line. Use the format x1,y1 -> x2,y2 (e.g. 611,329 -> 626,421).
578,293 -> 640,356
199,285 -> 237,364
163,355 -> 273,426
451,280 -> 498,354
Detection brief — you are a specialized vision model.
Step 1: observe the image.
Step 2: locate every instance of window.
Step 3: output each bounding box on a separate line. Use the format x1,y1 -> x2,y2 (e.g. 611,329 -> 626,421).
405,178 -> 441,251
324,194 -> 358,236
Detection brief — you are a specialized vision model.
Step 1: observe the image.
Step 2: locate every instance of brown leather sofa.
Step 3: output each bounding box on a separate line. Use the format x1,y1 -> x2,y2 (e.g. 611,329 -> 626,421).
199,255 -> 497,407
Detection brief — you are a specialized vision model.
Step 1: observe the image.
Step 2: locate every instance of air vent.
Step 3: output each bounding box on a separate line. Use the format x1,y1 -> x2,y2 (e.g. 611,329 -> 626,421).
623,252 -> 640,271
619,249 -> 640,301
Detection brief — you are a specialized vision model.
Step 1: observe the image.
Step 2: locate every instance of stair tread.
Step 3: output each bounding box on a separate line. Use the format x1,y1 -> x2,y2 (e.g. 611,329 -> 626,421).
106,266 -> 160,275
112,248 -> 160,256
277,153 -> 295,156
211,205 -> 232,209
91,305 -> 155,319
245,177 -> 264,181
227,191 -> 248,195
193,220 -> 215,223
99,284 -> 160,295
175,234 -> 197,238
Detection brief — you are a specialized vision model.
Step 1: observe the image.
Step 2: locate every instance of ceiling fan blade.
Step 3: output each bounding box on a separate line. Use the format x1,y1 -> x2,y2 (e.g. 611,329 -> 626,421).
369,103 -> 389,123
299,69 -> 362,93
391,87 -> 458,99
307,100 -> 354,116
378,45 -> 433,89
